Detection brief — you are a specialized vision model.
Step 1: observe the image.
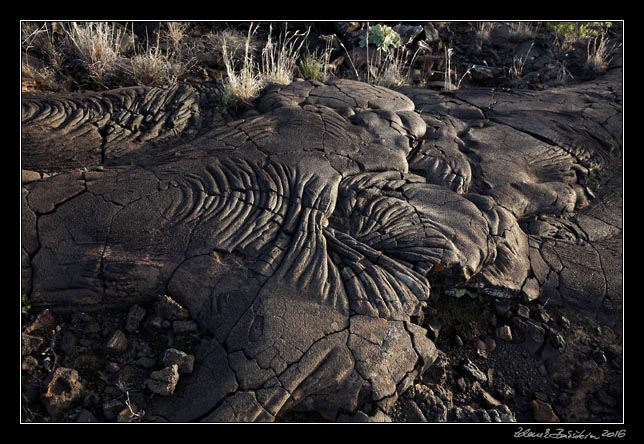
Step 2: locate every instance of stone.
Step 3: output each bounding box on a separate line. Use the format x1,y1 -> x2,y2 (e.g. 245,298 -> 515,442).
22,356 -> 39,373
559,316 -> 571,330
335,22 -> 361,35
156,295 -> 190,321
531,399 -> 560,422
103,399 -> 125,421
479,388 -> 502,407
125,304 -> 146,332
106,330 -> 128,354
496,383 -> 515,402
392,24 -> 424,46
76,409 -> 98,422
42,367 -> 84,417
21,333 -> 43,355
23,309 -> 56,335
549,332 -> 566,350
461,359 -> 487,384
172,320 -> 198,335
144,315 -> 164,331
162,348 -> 195,374
147,365 -> 180,396
517,305 -> 530,318
423,23 -> 440,42
426,317 -> 441,340
496,325 -> 513,341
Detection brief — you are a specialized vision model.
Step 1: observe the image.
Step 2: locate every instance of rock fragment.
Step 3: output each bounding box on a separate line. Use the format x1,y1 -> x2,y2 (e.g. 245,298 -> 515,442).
42,367 -> 84,417
106,330 -> 128,354
147,365 -> 180,396
155,295 -> 189,321
125,305 -> 146,332
162,348 -> 195,374
531,399 -> 560,422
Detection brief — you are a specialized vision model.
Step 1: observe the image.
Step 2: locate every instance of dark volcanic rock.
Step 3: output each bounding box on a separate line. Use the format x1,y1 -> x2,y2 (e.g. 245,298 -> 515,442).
21,60 -> 622,423
531,399 -> 560,422
125,305 -> 146,332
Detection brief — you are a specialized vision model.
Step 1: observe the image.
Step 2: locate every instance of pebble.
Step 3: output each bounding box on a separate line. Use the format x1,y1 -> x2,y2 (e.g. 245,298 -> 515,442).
517,305 -> 530,318
537,308 -> 551,323
22,356 -> 39,373
147,365 -> 180,396
103,399 -> 125,421
106,330 -> 128,354
461,359 -> 487,383
155,295 -> 190,321
23,309 -> 57,335
559,315 -> 571,330
162,348 -> 195,374
21,333 -> 44,355
496,383 -> 515,402
125,305 -> 146,332
496,325 -> 513,341
549,333 -> 566,350
145,315 -> 164,331
531,399 -> 560,422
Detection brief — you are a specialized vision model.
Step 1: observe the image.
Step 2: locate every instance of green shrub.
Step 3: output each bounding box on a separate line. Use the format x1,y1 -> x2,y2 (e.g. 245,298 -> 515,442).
360,24 -> 402,52
22,294 -> 31,314
546,22 -> 612,49
299,52 -> 325,81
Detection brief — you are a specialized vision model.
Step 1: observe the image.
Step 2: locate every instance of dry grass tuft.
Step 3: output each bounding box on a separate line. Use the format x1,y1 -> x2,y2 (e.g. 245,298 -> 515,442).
371,48 -> 419,89
221,24 -> 264,105
65,22 -> 127,87
585,33 -> 613,73
473,22 -> 496,41
261,25 -> 308,85
507,22 -> 538,40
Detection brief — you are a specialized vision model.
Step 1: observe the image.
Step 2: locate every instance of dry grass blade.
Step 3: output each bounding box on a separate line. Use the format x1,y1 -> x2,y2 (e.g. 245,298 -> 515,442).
585,33 -> 613,73
372,47 -> 420,89
510,42 -> 534,79
473,22 -> 496,41
222,24 -> 264,105
508,22 -> 538,40
66,22 -> 125,87
261,25 -> 308,85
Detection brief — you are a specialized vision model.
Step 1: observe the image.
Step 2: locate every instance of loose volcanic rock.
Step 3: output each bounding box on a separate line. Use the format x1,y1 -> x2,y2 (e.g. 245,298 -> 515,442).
147,365 -> 180,396
531,399 -> 561,422
42,367 -> 84,417
106,330 -> 128,354
125,305 -> 146,332
162,348 -> 195,374
21,70 -> 621,422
